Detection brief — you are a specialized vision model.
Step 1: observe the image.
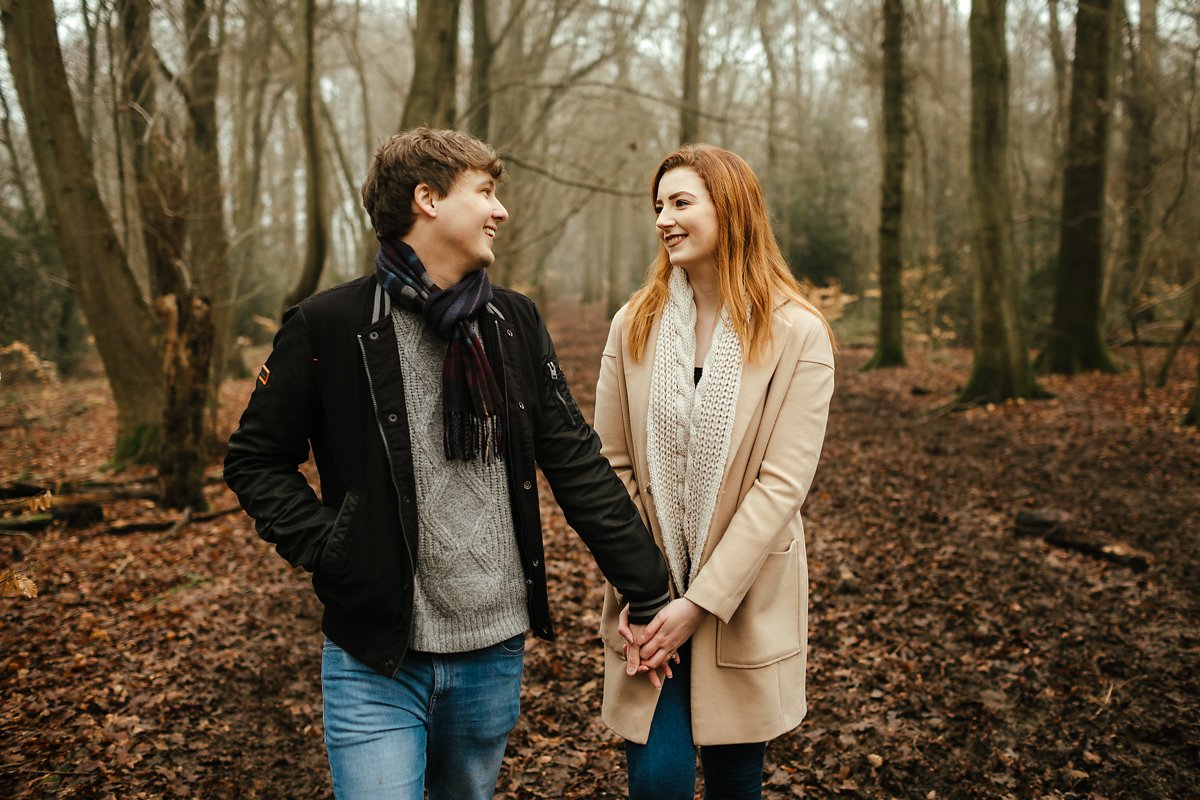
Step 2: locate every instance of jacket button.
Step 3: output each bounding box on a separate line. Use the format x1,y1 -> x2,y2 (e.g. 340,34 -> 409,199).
526,579 -> 533,587
506,329 -> 514,338
517,401 -> 525,410
522,480 -> 531,490
532,558 -> 540,567
369,331 -> 380,341
387,413 -> 398,422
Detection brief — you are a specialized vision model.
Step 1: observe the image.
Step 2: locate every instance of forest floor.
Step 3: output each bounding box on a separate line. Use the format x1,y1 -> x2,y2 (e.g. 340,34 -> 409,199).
1,302 -> 1198,800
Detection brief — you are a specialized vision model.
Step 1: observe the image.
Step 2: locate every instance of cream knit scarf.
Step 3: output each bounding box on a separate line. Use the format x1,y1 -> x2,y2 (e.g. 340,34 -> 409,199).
646,268 -> 743,592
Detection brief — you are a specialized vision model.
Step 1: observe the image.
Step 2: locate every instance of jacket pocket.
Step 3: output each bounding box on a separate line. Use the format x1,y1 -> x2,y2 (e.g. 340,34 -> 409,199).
318,490 -> 362,579
544,358 -> 583,429
716,539 -> 804,668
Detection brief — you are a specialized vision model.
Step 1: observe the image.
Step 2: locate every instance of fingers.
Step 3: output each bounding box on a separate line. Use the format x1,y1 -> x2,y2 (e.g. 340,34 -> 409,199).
618,605 -> 633,644
641,613 -> 665,643
625,626 -> 642,676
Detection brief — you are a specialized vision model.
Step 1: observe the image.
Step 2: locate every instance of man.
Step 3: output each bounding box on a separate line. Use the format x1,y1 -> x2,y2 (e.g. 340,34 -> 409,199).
224,128 -> 669,799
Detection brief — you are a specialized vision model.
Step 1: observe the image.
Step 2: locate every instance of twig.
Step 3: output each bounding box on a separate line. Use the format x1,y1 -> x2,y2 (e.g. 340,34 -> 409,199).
155,507 -> 193,543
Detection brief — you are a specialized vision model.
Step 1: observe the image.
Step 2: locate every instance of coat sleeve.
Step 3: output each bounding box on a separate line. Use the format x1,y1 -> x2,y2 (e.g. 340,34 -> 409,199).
684,316 -> 835,623
223,306 -> 338,572
529,305 -> 669,624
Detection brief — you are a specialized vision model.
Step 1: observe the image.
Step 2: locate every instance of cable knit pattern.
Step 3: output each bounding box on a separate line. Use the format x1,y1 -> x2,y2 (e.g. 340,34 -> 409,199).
646,268 -> 743,592
393,309 -> 530,653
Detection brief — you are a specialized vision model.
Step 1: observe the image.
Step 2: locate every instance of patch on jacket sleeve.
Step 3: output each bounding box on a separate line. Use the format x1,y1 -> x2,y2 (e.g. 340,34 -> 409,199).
257,364 -> 271,386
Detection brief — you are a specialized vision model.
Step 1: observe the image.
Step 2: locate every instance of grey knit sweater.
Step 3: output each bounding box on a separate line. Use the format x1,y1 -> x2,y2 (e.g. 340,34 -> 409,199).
393,309 -> 529,653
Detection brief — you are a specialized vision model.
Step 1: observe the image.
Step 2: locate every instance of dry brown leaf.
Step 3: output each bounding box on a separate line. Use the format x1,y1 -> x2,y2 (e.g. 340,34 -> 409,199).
28,490 -> 52,513
0,569 -> 38,598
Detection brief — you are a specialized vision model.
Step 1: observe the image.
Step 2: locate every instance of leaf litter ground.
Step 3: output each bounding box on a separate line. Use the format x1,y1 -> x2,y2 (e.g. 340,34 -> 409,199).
1,303 -> 1197,799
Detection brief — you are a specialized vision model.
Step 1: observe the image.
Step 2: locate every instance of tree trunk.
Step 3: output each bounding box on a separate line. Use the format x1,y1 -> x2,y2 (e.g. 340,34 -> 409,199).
284,0 -> 327,307
118,0 -> 187,299
1156,278 -> 1197,388
1038,0 -> 1119,375
2,0 -> 165,457
960,0 -> 1044,403
1119,0 -> 1158,321
401,0 -> 459,131
468,0 -> 493,138
865,0 -> 907,370
680,0 -> 707,144
1047,0 -> 1069,153
183,0 -> 231,396
156,293 -> 213,510
1185,355 -> 1200,427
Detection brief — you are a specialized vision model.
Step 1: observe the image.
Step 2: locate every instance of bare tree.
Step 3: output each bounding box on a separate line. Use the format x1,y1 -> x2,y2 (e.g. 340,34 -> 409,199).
865,0 -> 907,369
959,0 -> 1044,403
1039,0 -> 1120,374
2,0 -> 164,456
681,0 -> 707,143
401,0 -> 459,130
284,0 -> 328,306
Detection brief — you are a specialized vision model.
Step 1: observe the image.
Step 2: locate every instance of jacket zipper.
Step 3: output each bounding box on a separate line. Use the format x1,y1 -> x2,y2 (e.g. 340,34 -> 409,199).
357,333 -> 414,564
546,360 -> 576,424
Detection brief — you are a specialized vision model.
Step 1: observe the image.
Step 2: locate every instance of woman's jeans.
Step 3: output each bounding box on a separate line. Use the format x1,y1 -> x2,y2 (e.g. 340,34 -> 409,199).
321,634 -> 525,800
626,643 -> 766,800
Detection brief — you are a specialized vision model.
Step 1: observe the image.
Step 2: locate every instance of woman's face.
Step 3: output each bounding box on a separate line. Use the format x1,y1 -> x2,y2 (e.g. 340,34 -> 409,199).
654,167 -> 718,275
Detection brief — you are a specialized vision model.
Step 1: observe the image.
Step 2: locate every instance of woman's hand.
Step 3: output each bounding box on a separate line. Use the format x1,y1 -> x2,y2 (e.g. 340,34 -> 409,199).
635,598 -> 707,685
618,603 -> 681,689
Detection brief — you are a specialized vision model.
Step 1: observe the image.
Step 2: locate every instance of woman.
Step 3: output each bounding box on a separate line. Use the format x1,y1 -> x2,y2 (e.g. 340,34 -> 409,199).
593,144 -> 835,799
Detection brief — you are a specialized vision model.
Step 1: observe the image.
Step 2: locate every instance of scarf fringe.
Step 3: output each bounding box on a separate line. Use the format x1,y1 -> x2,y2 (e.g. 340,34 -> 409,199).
444,410 -> 505,463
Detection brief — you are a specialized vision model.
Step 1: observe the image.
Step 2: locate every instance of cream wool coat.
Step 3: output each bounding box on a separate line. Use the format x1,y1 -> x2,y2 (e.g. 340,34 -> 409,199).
594,299 -> 834,746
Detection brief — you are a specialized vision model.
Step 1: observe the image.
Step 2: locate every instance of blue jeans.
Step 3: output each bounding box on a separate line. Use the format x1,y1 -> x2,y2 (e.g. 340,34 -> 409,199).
321,634 -> 525,800
626,643 -> 766,800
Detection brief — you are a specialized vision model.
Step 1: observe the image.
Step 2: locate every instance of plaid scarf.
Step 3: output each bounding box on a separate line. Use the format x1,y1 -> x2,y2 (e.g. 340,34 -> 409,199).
375,239 -> 504,462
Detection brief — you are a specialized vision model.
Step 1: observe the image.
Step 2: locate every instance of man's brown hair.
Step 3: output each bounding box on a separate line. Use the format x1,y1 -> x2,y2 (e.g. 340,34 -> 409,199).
361,128 -> 506,240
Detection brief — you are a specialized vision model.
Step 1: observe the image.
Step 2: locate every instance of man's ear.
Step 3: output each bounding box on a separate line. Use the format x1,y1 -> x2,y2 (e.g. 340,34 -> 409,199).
412,183 -> 438,219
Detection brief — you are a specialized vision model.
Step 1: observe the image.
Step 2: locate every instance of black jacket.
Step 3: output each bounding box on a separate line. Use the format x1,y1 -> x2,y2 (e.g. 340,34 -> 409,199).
224,276 -> 669,676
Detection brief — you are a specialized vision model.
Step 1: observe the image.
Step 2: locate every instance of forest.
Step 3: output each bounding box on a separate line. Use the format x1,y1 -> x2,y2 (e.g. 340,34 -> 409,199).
1,0 -> 1198,797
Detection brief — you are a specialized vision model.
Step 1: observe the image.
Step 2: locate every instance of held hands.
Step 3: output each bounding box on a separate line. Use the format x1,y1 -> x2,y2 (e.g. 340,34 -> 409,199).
618,598 -> 708,690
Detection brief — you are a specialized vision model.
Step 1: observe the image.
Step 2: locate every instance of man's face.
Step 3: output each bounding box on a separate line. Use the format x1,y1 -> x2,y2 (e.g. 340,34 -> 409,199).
430,168 -> 509,273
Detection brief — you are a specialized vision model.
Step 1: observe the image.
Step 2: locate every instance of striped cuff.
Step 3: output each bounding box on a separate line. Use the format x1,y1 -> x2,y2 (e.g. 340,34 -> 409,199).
626,591 -> 670,625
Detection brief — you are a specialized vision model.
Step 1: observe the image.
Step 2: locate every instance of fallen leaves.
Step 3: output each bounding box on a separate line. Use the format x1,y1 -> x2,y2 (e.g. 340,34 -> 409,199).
1,307 -> 1198,798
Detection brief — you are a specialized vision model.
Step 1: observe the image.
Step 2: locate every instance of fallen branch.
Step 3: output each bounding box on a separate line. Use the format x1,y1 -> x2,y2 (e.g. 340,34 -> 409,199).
1014,509 -> 1152,572
107,505 -> 240,536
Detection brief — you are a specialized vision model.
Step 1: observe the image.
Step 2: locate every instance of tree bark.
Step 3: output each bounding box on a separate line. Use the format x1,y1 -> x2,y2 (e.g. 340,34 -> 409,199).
468,0 -> 493,138
156,294 -> 213,510
960,0 -> 1044,403
1039,0 -> 1119,374
284,0 -> 327,307
680,0 -> 707,144
2,0 -> 165,457
401,0 -> 459,130
1185,351 -> 1200,427
118,0 -> 187,300
1119,0 -> 1158,320
865,0 -> 907,369
184,0 -> 231,395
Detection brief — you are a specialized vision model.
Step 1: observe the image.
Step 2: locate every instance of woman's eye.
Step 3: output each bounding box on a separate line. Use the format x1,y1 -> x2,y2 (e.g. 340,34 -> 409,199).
653,207 -> 663,215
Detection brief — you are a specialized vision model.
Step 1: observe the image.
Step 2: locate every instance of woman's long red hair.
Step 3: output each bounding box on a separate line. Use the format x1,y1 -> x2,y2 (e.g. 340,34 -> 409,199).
626,144 -> 833,362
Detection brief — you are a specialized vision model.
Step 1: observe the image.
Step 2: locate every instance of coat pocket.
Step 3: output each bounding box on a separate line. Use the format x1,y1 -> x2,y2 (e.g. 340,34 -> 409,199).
715,539 -> 804,668
318,490 -> 362,579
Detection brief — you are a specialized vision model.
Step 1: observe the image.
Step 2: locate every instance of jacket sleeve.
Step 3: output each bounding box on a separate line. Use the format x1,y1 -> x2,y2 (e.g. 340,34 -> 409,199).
684,316 -> 835,623
223,306 -> 338,572
529,307 -> 669,624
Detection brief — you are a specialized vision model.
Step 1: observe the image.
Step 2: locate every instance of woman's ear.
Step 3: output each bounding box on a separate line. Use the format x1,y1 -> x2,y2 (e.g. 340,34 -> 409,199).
412,183 -> 438,219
